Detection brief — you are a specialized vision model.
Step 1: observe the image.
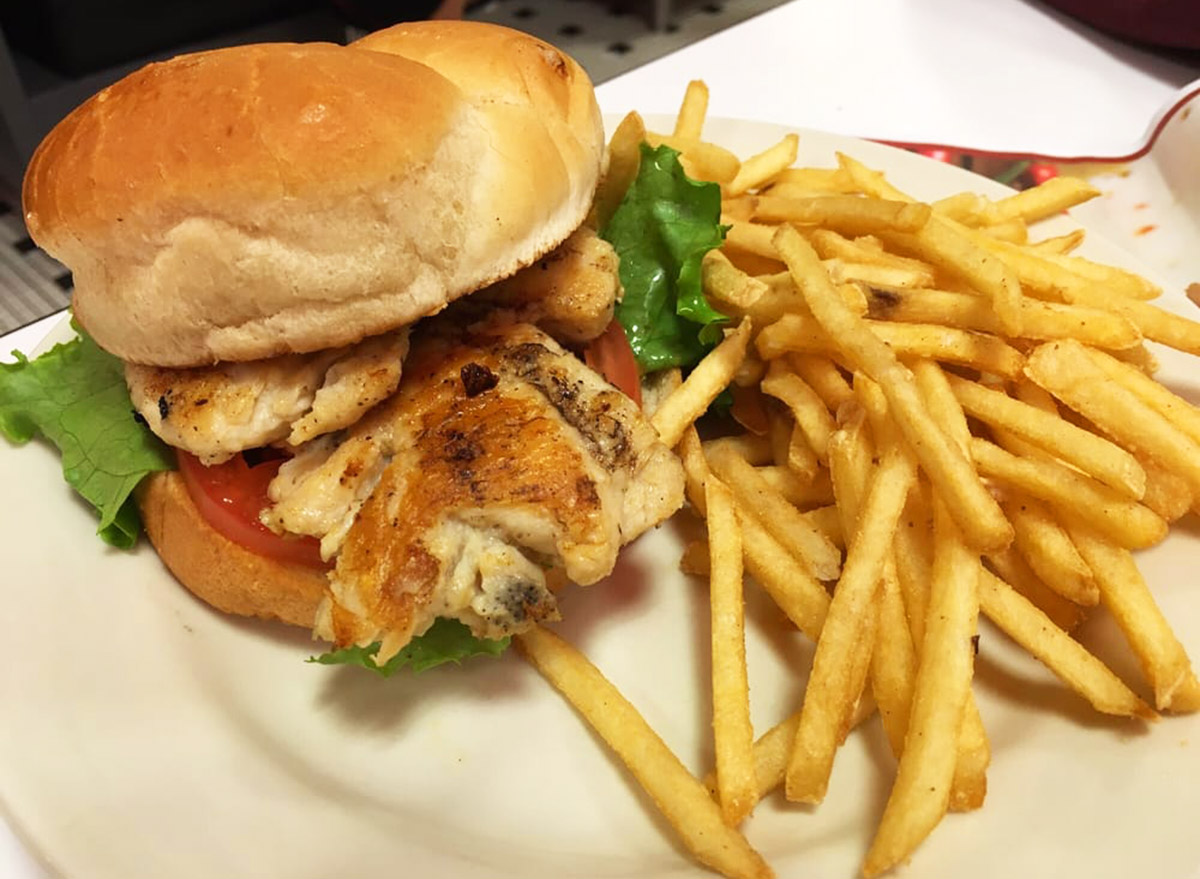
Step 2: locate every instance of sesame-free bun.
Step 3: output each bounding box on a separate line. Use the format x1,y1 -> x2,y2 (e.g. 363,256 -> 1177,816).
137,470 -> 326,627
23,24 -> 603,367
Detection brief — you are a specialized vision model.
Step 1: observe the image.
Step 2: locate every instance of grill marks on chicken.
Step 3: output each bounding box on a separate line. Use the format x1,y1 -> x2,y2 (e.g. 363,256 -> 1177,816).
265,319 -> 684,663
125,329 -> 409,464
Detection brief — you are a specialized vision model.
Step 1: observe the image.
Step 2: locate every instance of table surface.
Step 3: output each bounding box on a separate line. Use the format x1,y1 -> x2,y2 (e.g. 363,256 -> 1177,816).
3,0 -> 1199,875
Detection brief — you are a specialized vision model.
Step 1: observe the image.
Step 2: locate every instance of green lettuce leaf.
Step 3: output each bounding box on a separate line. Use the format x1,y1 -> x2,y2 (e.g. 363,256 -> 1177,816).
602,143 -> 729,373
309,618 -> 511,675
0,324 -> 174,547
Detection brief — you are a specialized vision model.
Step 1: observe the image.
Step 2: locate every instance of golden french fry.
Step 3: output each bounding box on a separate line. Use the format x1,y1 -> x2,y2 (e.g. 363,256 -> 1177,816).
1139,458 -> 1193,522
739,512 -> 830,642
978,217 -> 1028,244
673,79 -> 709,140
985,547 -> 1087,633
1037,250 -> 1160,300
703,433 -> 774,466
871,558 -> 918,758
703,250 -> 769,309
646,132 -> 741,184
947,372 -> 1146,498
825,258 -> 936,289
705,478 -> 758,825
588,110 -> 646,230
727,133 -> 799,196
723,220 -> 782,260
773,224 -> 1012,553
707,443 -> 842,581
757,314 -> 1025,378
752,194 -> 931,235
1001,492 -> 1098,606
866,286 -> 1142,351
1066,523 -> 1200,713
1077,341 -> 1200,448
761,360 -> 836,462
863,499 -> 980,876
652,319 -> 751,449
755,464 -> 835,508
786,441 -> 916,804
1028,228 -> 1086,256
988,176 -> 1101,224
515,626 -> 774,879
786,421 -> 819,480
770,166 -> 854,193
1025,340 -> 1200,497
969,436 -> 1167,549
888,215 -> 1025,337
789,353 -> 855,411
978,569 -> 1155,719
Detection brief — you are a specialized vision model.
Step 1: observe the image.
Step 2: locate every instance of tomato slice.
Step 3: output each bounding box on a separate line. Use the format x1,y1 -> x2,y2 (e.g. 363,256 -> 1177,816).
584,319 -> 643,408
176,450 -> 330,569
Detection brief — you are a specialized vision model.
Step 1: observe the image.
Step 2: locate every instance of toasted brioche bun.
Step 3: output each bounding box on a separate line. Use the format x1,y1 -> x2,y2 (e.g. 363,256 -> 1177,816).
23,24 -> 603,367
137,470 -> 325,627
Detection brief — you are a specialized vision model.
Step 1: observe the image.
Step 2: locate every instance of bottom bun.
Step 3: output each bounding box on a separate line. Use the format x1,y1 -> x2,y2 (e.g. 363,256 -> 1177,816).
137,470 -> 327,628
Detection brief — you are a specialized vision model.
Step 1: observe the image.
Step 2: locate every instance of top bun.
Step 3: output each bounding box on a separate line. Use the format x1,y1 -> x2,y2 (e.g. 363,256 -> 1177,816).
23,23 -> 604,366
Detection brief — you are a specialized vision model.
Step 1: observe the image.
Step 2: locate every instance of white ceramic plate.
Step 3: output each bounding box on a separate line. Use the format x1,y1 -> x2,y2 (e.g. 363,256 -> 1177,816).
2,118 -> 1198,879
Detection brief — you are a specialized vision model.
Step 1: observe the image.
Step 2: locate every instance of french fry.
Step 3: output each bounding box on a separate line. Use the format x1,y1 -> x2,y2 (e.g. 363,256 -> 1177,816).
761,359 -> 836,462
1028,228 -> 1086,256
707,442 -> 842,581
770,165 -> 854,192
1077,341 -> 1200,448
773,224 -> 1013,553
739,512 -> 830,642
1001,491 -> 1098,606
946,372 -> 1146,498
652,318 -> 752,449
871,558 -> 918,758
786,439 -> 916,804
1066,524 -> 1200,713
705,478 -> 758,825
588,110 -> 646,230
673,79 -> 709,140
723,220 -> 783,260
863,499 -> 980,876
1025,340 -> 1200,497
978,569 -> 1155,719
727,133 -> 799,196
988,176 -> 1101,224
516,626 -> 774,879
985,547 -> 1088,633
886,215 -> 1025,337
646,132 -> 741,184
703,250 -> 769,309
969,436 -> 1167,549
788,353 -> 855,410
752,194 -> 931,235
703,433 -> 774,466
757,313 -> 1025,378
826,258 -> 936,289
755,464 -> 836,508
1037,250 -> 1161,300
865,286 -> 1142,351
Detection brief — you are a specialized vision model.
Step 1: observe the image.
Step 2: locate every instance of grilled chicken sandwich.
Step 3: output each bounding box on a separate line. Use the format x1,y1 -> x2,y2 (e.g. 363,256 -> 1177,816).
22,21 -> 685,663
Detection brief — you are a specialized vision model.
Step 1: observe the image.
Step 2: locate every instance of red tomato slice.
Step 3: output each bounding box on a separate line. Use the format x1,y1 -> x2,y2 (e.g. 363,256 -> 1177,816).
584,319 -> 643,408
176,450 -> 330,570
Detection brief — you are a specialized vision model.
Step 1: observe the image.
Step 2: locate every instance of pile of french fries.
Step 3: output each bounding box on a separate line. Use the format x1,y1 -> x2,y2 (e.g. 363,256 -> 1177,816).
517,81 -> 1200,879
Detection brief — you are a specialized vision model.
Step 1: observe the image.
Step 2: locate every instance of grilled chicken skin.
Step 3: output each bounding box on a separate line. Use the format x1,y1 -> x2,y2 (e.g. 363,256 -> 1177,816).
264,318 -> 684,662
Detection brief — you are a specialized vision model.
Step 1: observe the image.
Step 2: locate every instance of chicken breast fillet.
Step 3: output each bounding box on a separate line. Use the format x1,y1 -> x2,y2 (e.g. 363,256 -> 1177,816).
474,226 -> 619,344
263,317 -> 684,662
125,329 -> 410,463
